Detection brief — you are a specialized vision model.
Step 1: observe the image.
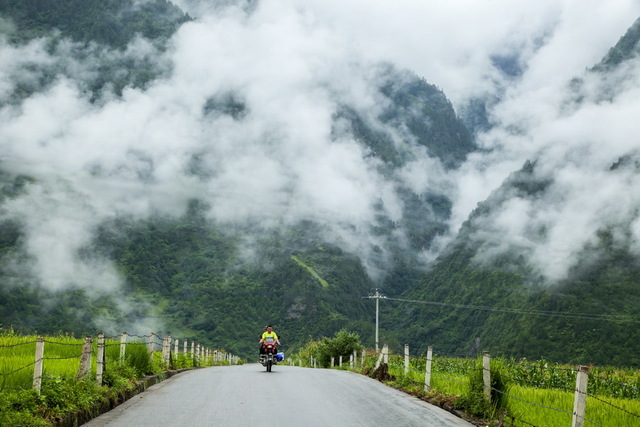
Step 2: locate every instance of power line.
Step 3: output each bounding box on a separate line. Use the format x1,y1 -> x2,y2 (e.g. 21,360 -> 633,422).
383,297 -> 638,323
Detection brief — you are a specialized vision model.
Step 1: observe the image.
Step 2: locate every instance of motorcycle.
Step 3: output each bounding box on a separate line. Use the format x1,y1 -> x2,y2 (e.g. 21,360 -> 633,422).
259,337 -> 283,372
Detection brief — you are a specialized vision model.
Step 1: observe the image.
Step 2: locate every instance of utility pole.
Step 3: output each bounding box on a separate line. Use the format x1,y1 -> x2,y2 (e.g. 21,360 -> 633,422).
364,289 -> 386,353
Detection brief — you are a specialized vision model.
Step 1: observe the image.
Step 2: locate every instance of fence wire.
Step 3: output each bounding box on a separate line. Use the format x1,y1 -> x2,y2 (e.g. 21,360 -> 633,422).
381,350 -> 640,427
581,390 -> 640,420
0,332 -> 232,392
43,339 -> 84,346
0,360 -> 37,377
0,340 -> 38,348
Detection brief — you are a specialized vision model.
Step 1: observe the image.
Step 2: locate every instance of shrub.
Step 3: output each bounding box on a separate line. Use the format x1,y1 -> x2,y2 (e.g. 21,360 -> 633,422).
292,329 -> 363,368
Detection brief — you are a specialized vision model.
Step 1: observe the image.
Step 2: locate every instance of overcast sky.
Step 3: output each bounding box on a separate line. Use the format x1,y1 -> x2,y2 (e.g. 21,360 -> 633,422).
1,0 -> 640,301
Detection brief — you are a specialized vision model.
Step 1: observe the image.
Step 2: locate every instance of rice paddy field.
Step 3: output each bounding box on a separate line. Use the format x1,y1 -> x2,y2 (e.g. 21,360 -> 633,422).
0,331 -> 229,426
0,332 -> 209,392
378,353 -> 640,426
0,334 -> 89,391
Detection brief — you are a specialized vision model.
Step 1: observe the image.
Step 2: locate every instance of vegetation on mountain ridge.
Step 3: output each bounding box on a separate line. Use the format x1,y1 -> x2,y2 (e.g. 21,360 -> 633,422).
1,1 -> 640,368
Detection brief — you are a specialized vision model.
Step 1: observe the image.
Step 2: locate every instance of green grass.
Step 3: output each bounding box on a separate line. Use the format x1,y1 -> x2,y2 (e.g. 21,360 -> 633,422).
507,385 -> 640,427
0,332 -> 222,390
0,330 -> 235,426
0,334 -> 164,390
365,352 -> 640,426
0,335 -> 87,390
291,255 -> 330,288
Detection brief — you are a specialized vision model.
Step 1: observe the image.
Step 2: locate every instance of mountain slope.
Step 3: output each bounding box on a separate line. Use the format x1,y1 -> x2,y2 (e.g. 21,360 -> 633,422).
0,61 -> 471,357
594,16 -> 640,71
392,18 -> 640,366
0,2 -> 475,359
2,1 -> 639,366
0,0 -> 190,47
392,160 -> 640,365
0,0 -> 189,103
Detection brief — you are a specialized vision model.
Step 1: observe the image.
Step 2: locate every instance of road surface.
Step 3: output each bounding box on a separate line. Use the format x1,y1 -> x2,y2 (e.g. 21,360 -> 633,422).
84,364 -> 473,427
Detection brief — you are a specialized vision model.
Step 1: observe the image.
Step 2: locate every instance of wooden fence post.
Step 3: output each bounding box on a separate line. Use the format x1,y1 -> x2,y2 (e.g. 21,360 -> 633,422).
482,351 -> 491,401
162,336 -> 170,365
183,340 -> 188,358
96,333 -> 105,386
33,338 -> 45,393
424,346 -> 433,392
148,332 -> 155,361
77,336 -> 93,380
404,344 -> 410,375
174,338 -> 179,360
572,366 -> 589,427
339,355 -> 343,367
191,341 -> 195,365
119,332 -> 127,364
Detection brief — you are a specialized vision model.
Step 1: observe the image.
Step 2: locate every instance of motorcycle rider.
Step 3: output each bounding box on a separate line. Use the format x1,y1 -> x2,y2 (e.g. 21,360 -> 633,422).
259,324 -> 281,355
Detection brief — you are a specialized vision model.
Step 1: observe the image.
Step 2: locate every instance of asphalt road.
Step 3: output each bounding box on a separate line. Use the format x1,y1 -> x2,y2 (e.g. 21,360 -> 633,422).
84,364 -> 473,427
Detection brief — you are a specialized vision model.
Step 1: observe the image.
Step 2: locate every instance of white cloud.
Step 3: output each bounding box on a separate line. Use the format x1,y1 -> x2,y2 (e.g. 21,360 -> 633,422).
1,0 -> 640,289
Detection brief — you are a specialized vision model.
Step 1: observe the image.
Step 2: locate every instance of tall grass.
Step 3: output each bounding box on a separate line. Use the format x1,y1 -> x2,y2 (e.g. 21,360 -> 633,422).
0,333 -> 205,392
0,330 -> 231,426
383,354 -> 470,396
507,385 -> 640,427
0,335 -> 87,390
364,351 -> 640,426
0,335 -> 37,390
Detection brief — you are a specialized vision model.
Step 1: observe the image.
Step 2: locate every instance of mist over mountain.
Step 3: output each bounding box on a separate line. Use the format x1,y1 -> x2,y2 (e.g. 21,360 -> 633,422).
394,15 -> 640,365
1,1 -> 640,362
459,16 -> 640,284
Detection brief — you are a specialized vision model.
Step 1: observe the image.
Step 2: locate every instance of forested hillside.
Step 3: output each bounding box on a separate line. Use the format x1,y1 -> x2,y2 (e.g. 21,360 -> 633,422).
0,0 -> 189,47
391,160 -> 640,366
0,1 -> 474,359
391,20 -> 640,366
0,0 -> 189,102
1,1 -> 640,365
89,210 -> 377,357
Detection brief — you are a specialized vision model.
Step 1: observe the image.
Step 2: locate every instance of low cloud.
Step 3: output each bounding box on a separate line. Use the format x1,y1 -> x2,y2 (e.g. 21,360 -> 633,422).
463,54 -> 640,281
1,0 -> 640,294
